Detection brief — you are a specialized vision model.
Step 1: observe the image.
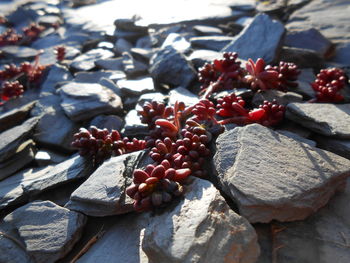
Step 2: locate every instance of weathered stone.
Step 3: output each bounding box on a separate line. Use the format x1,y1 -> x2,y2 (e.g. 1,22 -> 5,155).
95,57 -> 124,70
74,70 -> 125,83
40,64 -> 73,93
188,49 -> 221,68
330,42 -> 350,66
252,90 -> 303,107
286,103 -> 350,138
190,36 -> 234,51
142,178 -> 260,263
137,92 -> 166,108
3,201 -> 86,263
279,46 -> 324,68
149,46 -> 196,88
277,130 -> 316,147
161,33 -> 191,53
287,0 -> 350,43
35,150 -> 69,166
0,117 -> 39,163
0,46 -> 37,60
294,68 -> 315,98
130,47 -> 154,62
168,87 -> 199,106
90,115 -> 124,132
314,136 -> 350,160
117,77 -> 155,96
71,48 -> 114,71
0,140 -> 36,181
59,82 -> 122,122
193,25 -> 223,36
66,151 -> 144,216
0,101 -> 36,133
213,124 -> 350,223
222,13 -> 285,63
284,28 -> 334,58
122,52 -> 149,77
122,109 -> 149,137
114,38 -> 133,54
21,154 -> 94,196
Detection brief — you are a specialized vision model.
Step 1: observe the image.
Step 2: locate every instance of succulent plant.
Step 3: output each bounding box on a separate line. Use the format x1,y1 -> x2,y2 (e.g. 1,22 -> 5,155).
0,81 -> 24,101
55,46 -> 66,62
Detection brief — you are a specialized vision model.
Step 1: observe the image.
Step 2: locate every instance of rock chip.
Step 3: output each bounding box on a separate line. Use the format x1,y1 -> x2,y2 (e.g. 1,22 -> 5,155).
3,201 -> 86,263
279,46 -> 323,68
314,135 -> 350,160
284,28 -> 334,58
252,90 -> 303,107
31,93 -> 79,151
142,178 -> 260,263
149,46 -> 196,88
161,33 -> 191,53
122,109 -> 149,137
40,64 -> 73,93
294,68 -> 315,98
117,77 -> 155,96
122,52 -> 149,77
74,70 -> 125,83
59,82 -> 123,122
222,13 -> 285,63
66,151 -> 144,216
0,117 -> 39,163
213,124 -> 350,223
190,36 -> 234,51
168,87 -> 199,106
34,149 -> 69,166
193,25 -> 223,36
95,57 -> 124,70
0,101 -> 36,133
286,103 -> 350,138
0,46 -> 38,60
114,38 -> 133,54
90,115 -> 124,131
71,48 -> 114,71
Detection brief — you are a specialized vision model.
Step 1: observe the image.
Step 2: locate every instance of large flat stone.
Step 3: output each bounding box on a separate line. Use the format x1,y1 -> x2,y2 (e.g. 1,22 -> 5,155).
142,178 -> 260,263
66,151 -> 144,216
213,124 -> 350,223
3,201 -> 86,263
70,48 -> 114,71
286,103 -> 350,138
59,82 -> 123,122
222,13 -> 285,63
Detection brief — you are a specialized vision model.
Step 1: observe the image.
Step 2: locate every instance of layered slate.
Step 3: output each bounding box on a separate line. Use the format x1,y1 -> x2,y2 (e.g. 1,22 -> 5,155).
213,124 -> 350,223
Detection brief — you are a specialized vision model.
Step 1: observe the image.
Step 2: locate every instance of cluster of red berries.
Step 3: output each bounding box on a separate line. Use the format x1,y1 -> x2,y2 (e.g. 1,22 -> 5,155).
55,46 -> 66,62
0,23 -> 44,47
311,68 -> 347,102
71,126 -> 146,165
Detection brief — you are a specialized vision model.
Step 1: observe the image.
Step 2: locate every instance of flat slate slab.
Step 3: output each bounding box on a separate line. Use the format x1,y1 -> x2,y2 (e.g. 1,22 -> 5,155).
222,13 -> 285,63
59,82 -> 123,122
3,201 -> 86,263
213,124 -> 350,223
286,103 -> 350,139
142,178 -> 260,263
70,48 -> 114,71
66,151 -> 144,216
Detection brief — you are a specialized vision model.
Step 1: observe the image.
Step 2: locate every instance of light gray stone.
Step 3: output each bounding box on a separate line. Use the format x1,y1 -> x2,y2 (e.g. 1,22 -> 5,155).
190,36 -> 234,51
35,150 -> 69,166
0,117 -> 39,163
286,103 -> 350,138
122,110 -> 149,137
59,82 -> 123,122
40,64 -> 73,93
90,115 -> 124,132
122,52 -> 149,77
188,49 -> 221,68
193,25 -> 223,36
331,42 -> 350,66
74,70 -> 126,83
168,87 -> 199,106
95,57 -> 124,70
71,48 -> 114,71
279,46 -> 323,68
252,90 -> 303,107
213,124 -> 350,223
294,68 -> 315,98
0,101 -> 36,133
4,201 -> 86,263
117,77 -> 155,96
114,38 -> 133,54
277,130 -> 316,147
161,33 -> 191,53
0,46 -> 37,60
222,13 -> 285,63
31,94 -> 78,151
142,178 -> 260,263
66,151 -> 144,216
149,46 -> 196,88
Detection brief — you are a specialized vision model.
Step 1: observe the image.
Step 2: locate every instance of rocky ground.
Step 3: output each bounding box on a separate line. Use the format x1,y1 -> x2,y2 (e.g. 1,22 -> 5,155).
0,0 -> 350,262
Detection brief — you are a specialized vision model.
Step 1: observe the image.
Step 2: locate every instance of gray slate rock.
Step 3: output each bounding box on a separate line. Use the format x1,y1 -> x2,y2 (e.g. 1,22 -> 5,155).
279,46 -> 324,68
222,13 -> 285,63
114,38 -> 133,54
188,49 -> 221,68
32,93 -> 78,151
0,45 -> 37,60
41,64 -> 73,93
161,33 -> 191,53
21,154 -> 94,196
59,82 -> 123,122
190,36 -> 234,51
294,68 -> 315,98
117,77 -> 155,96
0,117 -> 39,163
122,52 -> 149,77
95,57 -> 124,70
142,178 -> 260,263
330,42 -> 350,66
193,25 -> 223,36
286,103 -> 350,138
213,124 -> 350,223
35,150 -> 69,167
90,115 -> 124,132
122,110 -> 149,137
287,0 -> 350,43
75,70 -> 125,83
252,90 -> 303,107
277,130 -> 316,147
314,135 -> 350,160
284,28 -> 334,58
168,87 -> 199,106
0,140 -> 37,181
149,47 -> 196,88
0,101 -> 36,133
66,151 -> 144,216
3,201 -> 86,263
71,48 -> 114,71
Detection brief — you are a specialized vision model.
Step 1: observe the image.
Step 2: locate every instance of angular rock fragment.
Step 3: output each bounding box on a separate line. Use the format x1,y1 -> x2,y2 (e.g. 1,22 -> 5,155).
142,178 -> 260,263
59,82 -> 123,122
122,109 -> 149,137
168,87 -> 199,106
286,103 -> 350,138
190,36 -> 234,51
66,151 -> 144,216
252,90 -> 303,107
3,201 -> 86,263
222,13 -> 285,63
71,48 -> 114,71
213,124 -> 350,223
314,135 -> 350,160
40,64 -> 73,93
90,115 -> 124,131
149,46 -> 196,88
117,77 -> 155,96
